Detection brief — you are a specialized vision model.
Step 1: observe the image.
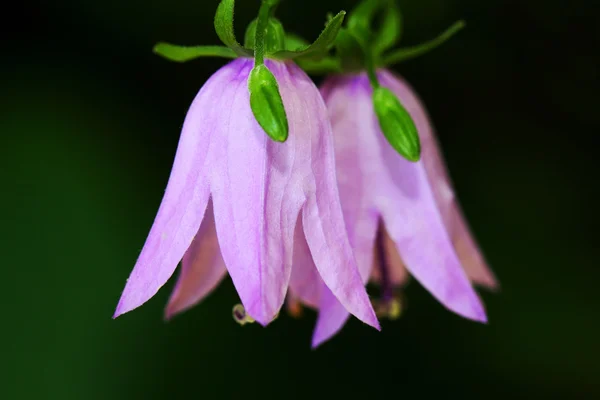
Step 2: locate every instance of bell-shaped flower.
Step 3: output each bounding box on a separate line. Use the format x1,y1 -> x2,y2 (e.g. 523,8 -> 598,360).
113,58 -> 379,331
289,70 -> 497,347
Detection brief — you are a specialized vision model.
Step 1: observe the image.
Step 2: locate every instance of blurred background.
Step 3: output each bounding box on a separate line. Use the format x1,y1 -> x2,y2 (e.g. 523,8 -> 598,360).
2,0 -> 598,398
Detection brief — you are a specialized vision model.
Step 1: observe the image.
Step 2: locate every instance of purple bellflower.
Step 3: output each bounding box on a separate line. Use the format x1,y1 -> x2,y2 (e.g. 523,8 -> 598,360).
289,71 -> 498,346
287,1 -> 498,346
114,1 -> 380,335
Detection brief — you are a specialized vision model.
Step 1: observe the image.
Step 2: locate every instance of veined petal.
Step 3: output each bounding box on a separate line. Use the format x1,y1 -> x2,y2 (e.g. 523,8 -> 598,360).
370,110 -> 486,320
114,63 -> 240,318
307,79 -> 384,344
209,59 -> 305,326
165,200 -> 227,319
289,217 -> 321,309
377,158 -> 487,322
324,80 -> 382,284
454,215 -> 498,288
296,70 -> 379,331
306,205 -> 378,344
311,287 -> 351,348
379,70 -> 498,289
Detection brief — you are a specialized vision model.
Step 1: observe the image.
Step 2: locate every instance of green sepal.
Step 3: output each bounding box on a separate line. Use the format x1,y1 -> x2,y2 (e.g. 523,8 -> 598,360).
372,0 -> 403,56
153,43 -> 238,62
214,0 -> 253,57
248,64 -> 289,142
382,20 -> 465,65
373,87 -> 421,162
271,11 -> 346,60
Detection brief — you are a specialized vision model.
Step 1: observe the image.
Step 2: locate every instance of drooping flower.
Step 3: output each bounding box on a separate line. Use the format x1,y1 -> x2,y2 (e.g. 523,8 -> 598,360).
287,0 -> 498,346
114,0 -> 380,336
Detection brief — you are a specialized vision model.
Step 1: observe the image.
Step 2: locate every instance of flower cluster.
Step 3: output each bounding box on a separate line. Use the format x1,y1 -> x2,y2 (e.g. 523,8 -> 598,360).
113,0 -> 498,347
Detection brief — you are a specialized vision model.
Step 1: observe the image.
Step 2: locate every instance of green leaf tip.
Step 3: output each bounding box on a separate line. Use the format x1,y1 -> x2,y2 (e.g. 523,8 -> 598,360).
271,11 -> 346,60
214,0 -> 253,57
248,65 -> 289,142
382,20 -> 466,65
152,42 -> 238,62
373,87 -> 421,162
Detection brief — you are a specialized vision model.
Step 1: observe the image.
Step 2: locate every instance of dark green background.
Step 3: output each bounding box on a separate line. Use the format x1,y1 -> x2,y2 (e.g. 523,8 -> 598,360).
2,0 -> 598,398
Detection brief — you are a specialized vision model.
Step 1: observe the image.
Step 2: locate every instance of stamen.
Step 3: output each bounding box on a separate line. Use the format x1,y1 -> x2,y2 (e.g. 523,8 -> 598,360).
387,297 -> 403,320
373,222 -> 405,320
372,295 -> 404,320
232,304 -> 255,326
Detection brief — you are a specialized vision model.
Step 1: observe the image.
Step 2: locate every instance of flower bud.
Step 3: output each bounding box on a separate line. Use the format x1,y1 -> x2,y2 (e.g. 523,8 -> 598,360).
373,86 -> 421,162
248,64 -> 289,142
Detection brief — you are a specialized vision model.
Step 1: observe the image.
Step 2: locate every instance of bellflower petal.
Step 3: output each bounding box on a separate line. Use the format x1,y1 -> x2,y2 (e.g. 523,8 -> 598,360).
378,71 -> 498,289
165,201 -> 227,318
113,65 -> 240,318
298,77 -> 380,330
312,287 -> 351,348
289,218 -> 321,308
208,60 -> 305,326
306,114 -> 381,344
377,158 -> 487,322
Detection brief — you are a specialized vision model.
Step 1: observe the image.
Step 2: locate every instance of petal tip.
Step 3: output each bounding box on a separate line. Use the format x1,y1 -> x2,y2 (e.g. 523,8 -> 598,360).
372,318 -> 382,332
164,294 -> 191,321
459,301 -> 488,324
481,277 -> 501,293
362,306 -> 381,331
163,304 -> 177,321
245,305 -> 277,328
254,318 -> 270,328
311,329 -> 335,349
112,299 -> 130,319
310,337 -> 326,349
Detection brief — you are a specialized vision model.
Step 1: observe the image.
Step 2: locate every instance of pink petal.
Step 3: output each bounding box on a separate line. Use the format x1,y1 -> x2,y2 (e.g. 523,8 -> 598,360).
113,63 -> 239,318
311,287 -> 351,348
371,118 -> 486,320
208,60 -> 305,326
307,79 -> 384,344
289,216 -> 321,309
379,166 -> 487,322
297,70 -> 379,332
379,70 -> 498,290
165,200 -> 227,319
453,215 -> 498,288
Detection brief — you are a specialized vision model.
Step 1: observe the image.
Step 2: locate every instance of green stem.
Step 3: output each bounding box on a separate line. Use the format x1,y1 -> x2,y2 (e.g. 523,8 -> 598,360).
366,54 -> 380,88
254,0 -> 280,65
351,30 -> 380,88
382,20 -> 465,65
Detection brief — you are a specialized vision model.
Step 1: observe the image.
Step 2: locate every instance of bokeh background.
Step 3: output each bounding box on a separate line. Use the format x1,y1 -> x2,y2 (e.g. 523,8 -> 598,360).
2,0 -> 598,398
